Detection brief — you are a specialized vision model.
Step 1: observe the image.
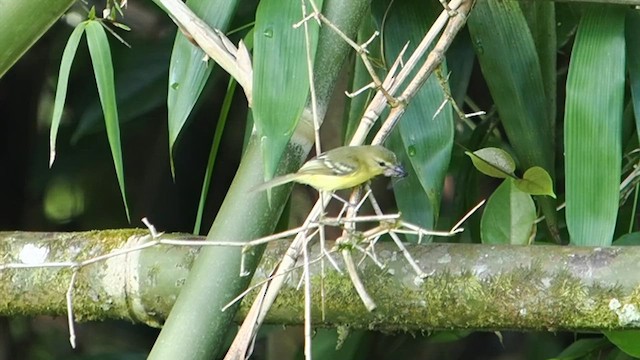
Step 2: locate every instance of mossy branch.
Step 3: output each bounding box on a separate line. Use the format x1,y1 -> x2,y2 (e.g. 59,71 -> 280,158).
1,230 -> 638,332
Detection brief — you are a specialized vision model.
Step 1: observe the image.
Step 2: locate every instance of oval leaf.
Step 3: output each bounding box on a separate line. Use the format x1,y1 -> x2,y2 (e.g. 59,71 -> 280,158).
514,166 -> 556,198
481,179 -> 536,245
466,147 -> 515,178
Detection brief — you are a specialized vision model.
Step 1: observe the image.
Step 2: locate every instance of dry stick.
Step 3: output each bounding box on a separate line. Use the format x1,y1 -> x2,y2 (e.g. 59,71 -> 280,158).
366,186 -> 428,280
352,0 -> 467,145
306,11 -> 396,105
298,0 -> 322,157
225,2 -> 473,358
338,188 -> 377,311
373,0 -> 472,145
66,269 -> 79,348
302,232 -> 313,360
434,67 -> 468,121
222,279 -> 269,360
224,197 -> 331,360
339,185 -> 425,311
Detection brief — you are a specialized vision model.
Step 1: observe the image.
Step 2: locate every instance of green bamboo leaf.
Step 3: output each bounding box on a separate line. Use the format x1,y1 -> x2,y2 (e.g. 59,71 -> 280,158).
627,11 -> 640,141
564,6 -> 625,246
85,20 -> 130,221
465,147 -> 515,179
73,43 -> 170,142
388,131 -> 434,242
193,29 -> 254,234
253,0 -> 323,181
0,0 -> 76,77
515,167 -> 556,198
605,331 -> 640,358
468,0 -> 553,175
519,0 -> 557,127
467,0 -> 558,234
193,79 -> 236,234
446,28 -> 475,106
167,0 -> 239,177
50,23 -> 87,167
481,179 -> 536,245
373,0 -> 454,233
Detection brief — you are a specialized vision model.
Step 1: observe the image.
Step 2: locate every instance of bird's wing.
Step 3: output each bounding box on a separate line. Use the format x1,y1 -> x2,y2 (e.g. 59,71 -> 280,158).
297,156 -> 357,177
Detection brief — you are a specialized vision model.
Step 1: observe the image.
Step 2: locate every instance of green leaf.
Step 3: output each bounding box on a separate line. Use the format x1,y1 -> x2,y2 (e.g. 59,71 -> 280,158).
481,179 -> 536,245
467,0 -> 557,234
50,22 -> 87,167
253,0 -> 323,181
606,331 -> 640,358
389,131 -> 434,242
627,11 -> 640,143
467,0 -> 554,177
374,0 -> 454,233
193,79 -> 236,234
85,20 -> 130,221
530,4 -> 557,111
0,0 -> 77,77
614,232 -> 640,246
465,147 -> 515,179
167,0 -> 239,177
550,338 -> 609,360
519,0 -> 557,127
515,166 -> 556,198
564,6 -> 625,246
72,42 -> 170,142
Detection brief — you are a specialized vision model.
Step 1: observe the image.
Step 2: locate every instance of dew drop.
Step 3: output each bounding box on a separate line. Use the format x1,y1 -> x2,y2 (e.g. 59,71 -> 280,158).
407,145 -> 417,157
263,27 -> 273,38
474,40 -> 484,55
171,82 -> 180,90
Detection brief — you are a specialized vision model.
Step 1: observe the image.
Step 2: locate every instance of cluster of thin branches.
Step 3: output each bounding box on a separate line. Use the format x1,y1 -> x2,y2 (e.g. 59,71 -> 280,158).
226,1 -> 475,359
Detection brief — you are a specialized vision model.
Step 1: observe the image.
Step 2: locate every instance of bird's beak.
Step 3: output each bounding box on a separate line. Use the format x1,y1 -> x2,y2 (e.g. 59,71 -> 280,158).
385,164 -> 407,178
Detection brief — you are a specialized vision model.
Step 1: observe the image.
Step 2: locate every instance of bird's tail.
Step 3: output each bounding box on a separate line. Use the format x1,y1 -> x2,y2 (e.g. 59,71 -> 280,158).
250,173 -> 299,192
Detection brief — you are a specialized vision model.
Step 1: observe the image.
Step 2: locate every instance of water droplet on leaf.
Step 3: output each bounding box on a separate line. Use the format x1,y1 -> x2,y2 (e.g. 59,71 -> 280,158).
474,40 -> 484,54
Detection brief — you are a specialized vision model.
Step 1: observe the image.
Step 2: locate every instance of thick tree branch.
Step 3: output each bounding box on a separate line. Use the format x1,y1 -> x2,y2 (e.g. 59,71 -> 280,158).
1,230 -> 638,332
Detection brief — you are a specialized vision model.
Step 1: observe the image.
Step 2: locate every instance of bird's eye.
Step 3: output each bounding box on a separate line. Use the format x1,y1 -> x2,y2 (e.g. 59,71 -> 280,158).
377,161 -> 386,167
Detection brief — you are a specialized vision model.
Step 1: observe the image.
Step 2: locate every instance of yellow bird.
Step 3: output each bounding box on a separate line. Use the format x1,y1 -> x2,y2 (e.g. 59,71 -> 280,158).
253,145 -> 407,192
